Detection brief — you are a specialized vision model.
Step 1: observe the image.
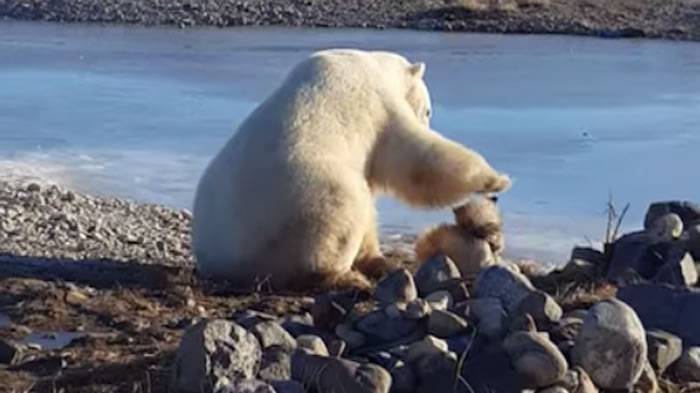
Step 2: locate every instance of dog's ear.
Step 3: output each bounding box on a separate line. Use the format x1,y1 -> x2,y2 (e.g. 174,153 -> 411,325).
452,205 -> 466,217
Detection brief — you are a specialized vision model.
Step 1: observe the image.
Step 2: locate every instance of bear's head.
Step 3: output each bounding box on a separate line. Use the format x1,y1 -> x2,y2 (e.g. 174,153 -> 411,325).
405,62 -> 432,127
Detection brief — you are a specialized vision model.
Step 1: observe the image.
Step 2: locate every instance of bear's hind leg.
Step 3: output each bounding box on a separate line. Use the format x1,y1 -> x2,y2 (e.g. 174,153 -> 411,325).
353,207 -> 397,280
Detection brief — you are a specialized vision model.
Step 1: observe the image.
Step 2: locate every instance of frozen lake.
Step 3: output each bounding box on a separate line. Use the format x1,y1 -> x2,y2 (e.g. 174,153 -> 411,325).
1,21 -> 699,263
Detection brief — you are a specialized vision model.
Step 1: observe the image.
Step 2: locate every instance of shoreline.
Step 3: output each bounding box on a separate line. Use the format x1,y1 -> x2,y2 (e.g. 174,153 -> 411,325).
1,0 -> 699,42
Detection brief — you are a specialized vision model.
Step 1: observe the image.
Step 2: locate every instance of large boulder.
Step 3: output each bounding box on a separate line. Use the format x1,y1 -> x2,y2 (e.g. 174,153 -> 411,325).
171,319 -> 262,393
617,284 -> 700,346
571,299 -> 647,390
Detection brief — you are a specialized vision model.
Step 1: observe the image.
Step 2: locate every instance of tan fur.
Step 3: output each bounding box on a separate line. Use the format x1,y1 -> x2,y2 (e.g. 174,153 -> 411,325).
415,224 -> 496,278
415,197 -> 504,278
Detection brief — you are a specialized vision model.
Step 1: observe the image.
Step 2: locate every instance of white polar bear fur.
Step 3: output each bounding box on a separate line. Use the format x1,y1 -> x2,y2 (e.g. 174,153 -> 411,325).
192,49 -> 511,290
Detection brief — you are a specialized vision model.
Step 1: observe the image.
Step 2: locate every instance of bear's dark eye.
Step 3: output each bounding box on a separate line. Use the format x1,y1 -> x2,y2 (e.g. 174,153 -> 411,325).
426,108 -> 432,118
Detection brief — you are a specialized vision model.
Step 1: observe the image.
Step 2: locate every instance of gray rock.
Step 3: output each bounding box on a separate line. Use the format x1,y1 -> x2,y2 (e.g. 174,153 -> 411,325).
427,310 -> 469,338
570,247 -> 605,267
474,265 -> 535,313
170,319 -> 262,393
413,255 -> 461,296
291,351 -> 391,393
647,213 -> 683,244
295,334 -> 328,356
405,299 -> 431,320
356,310 -> 419,343
539,387 -> 568,393
281,313 -> 316,338
215,380 -> 276,393
424,290 -> 452,311
512,290 -> 562,328
250,321 -> 297,352
645,330 -> 682,374
503,331 -> 568,388
258,346 -> 292,381
374,268 -> 417,305
572,299 -> 647,389
644,201 -> 700,229
674,347 -> 700,382
653,251 -> 698,287
0,338 -> 24,365
467,297 -> 507,339
269,381 -> 305,393
617,284 -> 700,346
335,324 -> 366,350
403,335 -> 449,364
461,344 -> 523,393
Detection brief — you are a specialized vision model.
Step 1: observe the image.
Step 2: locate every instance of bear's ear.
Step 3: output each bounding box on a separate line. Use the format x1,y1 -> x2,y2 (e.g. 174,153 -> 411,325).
409,62 -> 426,79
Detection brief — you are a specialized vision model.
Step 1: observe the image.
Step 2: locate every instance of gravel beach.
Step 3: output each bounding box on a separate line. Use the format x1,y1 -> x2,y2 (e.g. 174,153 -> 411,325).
1,0 -> 699,41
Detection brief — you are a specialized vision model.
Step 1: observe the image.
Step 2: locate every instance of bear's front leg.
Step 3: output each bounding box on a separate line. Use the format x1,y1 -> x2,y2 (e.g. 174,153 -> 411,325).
370,119 -> 511,208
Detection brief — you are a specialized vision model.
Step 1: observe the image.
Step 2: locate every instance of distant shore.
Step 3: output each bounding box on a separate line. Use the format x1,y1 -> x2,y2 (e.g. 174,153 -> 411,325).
1,0 -> 699,41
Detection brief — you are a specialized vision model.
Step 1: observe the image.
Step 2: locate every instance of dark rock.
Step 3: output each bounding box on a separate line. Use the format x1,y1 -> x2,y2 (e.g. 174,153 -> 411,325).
269,380 -> 306,393
424,290 -> 452,311
356,310 -> 419,343
461,343 -> 523,393
414,352 -> 465,393
688,224 -> 700,260
503,331 -> 568,388
335,324 -> 366,350
572,299 -> 647,390
606,231 -> 660,282
327,339 -> 346,357
0,338 -> 24,365
467,297 -> 506,339
374,268 -> 417,305
645,330 -> 682,374
291,351 -> 391,393
427,309 -> 469,338
413,255 -> 461,296
250,321 -> 297,351
281,313 -> 317,338
258,346 -> 292,381
674,347 -> 700,382
311,291 -> 357,330
647,213 -> 683,244
511,290 -> 562,328
234,310 -> 278,330
507,313 -> 536,334
474,265 -> 534,312
653,251 -> 698,287
389,363 -> 416,393
644,201 -> 700,229
405,299 -> 431,320
170,319 -> 262,393
617,284 -> 700,346
571,247 -> 605,267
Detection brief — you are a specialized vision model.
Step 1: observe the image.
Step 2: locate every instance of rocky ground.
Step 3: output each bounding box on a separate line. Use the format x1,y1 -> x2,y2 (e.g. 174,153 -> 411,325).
1,181 -> 700,393
0,0 -> 699,41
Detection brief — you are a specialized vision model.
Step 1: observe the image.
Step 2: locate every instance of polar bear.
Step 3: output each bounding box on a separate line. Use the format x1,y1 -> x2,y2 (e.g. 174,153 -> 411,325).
192,49 -> 511,291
